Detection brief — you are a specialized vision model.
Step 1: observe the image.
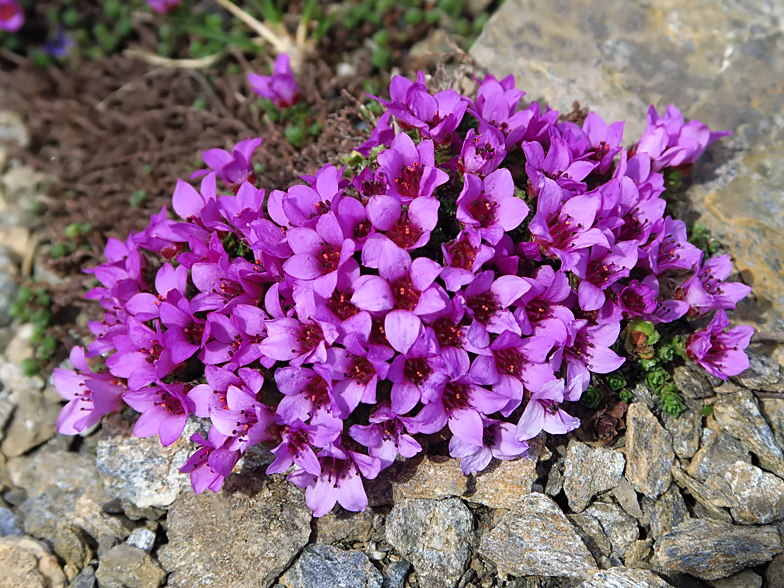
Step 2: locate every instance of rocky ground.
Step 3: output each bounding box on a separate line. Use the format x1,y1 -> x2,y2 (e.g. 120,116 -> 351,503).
2,0 -> 784,587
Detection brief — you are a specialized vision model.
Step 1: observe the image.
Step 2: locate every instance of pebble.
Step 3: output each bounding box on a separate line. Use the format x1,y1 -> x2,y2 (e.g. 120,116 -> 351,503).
0,534 -> 66,588
280,545 -> 383,588
576,567 -> 674,587
625,404 -> 675,499
563,441 -> 625,512
724,461 -> 784,524
126,528 -> 157,553
95,544 -> 166,588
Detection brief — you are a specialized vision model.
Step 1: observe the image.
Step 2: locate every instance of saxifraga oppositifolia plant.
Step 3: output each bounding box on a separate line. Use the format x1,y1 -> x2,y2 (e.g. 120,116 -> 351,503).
53,69 -> 753,517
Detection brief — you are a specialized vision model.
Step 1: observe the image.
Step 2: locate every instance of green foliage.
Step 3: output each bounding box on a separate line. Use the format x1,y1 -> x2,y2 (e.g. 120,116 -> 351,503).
606,372 -> 627,391
618,389 -> 633,403
129,189 -> 148,208
581,385 -> 603,409
658,383 -> 686,417
701,405 -> 714,416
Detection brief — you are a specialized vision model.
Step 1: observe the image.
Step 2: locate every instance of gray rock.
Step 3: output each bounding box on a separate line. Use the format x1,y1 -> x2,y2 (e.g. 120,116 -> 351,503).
625,403 -> 674,499
563,441 -> 625,512
0,506 -> 22,536
315,509 -> 375,545
469,457 -> 538,508
711,387 -> 784,479
471,0 -> 784,333
661,397 -> 702,459
68,567 -> 97,588
760,398 -> 784,453
54,525 -> 90,568
280,545 -> 383,588
7,449 -> 109,503
545,458 -> 565,497
687,432 -> 751,482
767,552 -> 784,588
671,466 -> 737,521
647,485 -> 688,540
0,398 -> 13,443
0,111 -> 30,152
724,461 -> 784,524
707,570 -> 763,588
126,528 -> 156,553
386,498 -> 472,588
613,478 -> 643,520
652,518 -> 782,580
732,349 -> 784,393
583,503 -> 639,560
568,512 -> 612,569
0,387 -> 60,457
577,568 -> 674,588
479,493 -> 597,578
95,544 -> 166,588
382,561 -> 410,588
96,415 -> 198,509
0,535 -> 67,588
0,254 -> 16,328
158,476 -> 311,588
672,365 -> 715,400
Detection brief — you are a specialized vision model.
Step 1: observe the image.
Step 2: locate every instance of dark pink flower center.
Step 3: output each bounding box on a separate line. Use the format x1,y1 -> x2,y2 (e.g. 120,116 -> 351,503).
442,382 -> 471,413
233,408 -> 258,438
467,292 -> 498,324
317,245 -> 341,273
154,390 -> 185,415
404,358 -> 431,386
0,5 -> 17,20
482,425 -> 496,447
142,341 -> 164,363
395,163 -> 422,199
307,379 -> 332,414
587,258 -> 619,286
467,194 -> 497,227
183,321 -> 205,345
546,212 -> 582,250
349,357 -> 376,385
448,237 -> 477,270
387,213 -> 423,249
298,324 -> 324,353
433,318 -> 462,348
369,318 -> 389,347
526,300 -> 552,322
327,290 -> 358,321
495,348 -> 525,378
390,277 -> 420,311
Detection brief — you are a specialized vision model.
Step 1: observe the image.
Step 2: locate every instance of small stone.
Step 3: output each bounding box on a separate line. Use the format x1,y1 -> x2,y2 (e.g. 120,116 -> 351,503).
7,449 -> 109,504
576,567 -> 674,587
0,398 -> 13,442
732,348 -> 784,392
54,525 -> 90,568
661,397 -> 702,459
391,456 -> 468,501
711,386 -> 784,479
672,466 -> 737,514
0,111 -> 30,152
0,388 -> 60,457
568,512 -> 612,569
69,494 -> 133,543
672,364 -> 715,400
623,540 -> 652,569
68,566 -> 97,588
0,535 -> 67,588
382,560 -> 411,588
687,433 -> 751,482
0,506 -> 22,536
612,478 -> 643,520
479,493 -> 597,578
760,398 -> 784,452
469,457 -> 538,508
280,545 -> 383,588
386,498 -> 472,588
625,404 -> 674,499
126,528 -> 156,553
95,544 -> 166,588
96,415 -> 199,509
647,485 -> 688,540
315,509 -> 375,545
583,503 -> 639,560
159,475 -> 311,588
544,459 -> 565,497
767,553 -> 784,588
652,518 -> 782,580
563,441 -> 625,512
724,461 -> 784,524
707,570 -> 763,588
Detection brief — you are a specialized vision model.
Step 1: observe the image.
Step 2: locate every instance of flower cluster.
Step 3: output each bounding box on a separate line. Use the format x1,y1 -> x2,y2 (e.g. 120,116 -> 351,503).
53,71 -> 752,517
0,0 -> 24,33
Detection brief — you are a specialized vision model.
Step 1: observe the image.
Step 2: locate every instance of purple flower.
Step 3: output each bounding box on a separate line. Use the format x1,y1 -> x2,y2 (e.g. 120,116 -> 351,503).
575,241 -> 639,311
583,112 -> 624,175
458,126 -> 507,177
460,270 -> 531,345
179,428 -> 240,493
614,277 -> 659,318
376,133 -> 449,202
440,228 -> 496,291
350,402 -> 422,468
514,266 -> 574,345
209,384 -> 274,452
643,217 -> 702,275
516,379 -> 581,441
267,419 -> 341,476
248,54 -> 301,109
449,418 -> 529,475
0,0 -> 24,31
193,137 -> 263,191
386,329 -> 444,414
123,382 -> 196,447
274,365 -> 343,427
356,112 -> 396,156
44,28 -> 74,58
288,442 -> 381,517
686,310 -> 754,380
367,195 -> 439,251
53,346 -> 125,435
456,169 -> 529,245
680,254 -> 752,317
559,320 -> 625,400
106,318 -> 174,390
258,317 -> 338,367
523,138 -> 596,194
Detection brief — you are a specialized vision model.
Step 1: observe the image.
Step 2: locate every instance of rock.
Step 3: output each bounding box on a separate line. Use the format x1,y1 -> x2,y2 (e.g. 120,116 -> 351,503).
54,525 -> 90,568
479,493 -> 597,578
0,387 -> 60,457
391,455 -> 468,501
0,111 -> 29,152
707,570 -> 763,588
760,398 -> 784,452
733,349 -> 784,392
576,568 -> 674,587
126,528 -> 156,553
671,466 -> 737,521
624,404 -> 674,499
95,544 -> 166,588
563,441 -> 625,512
623,539 -> 653,569
470,457 -> 538,508
767,553 -> 784,588
315,509 -> 375,545
652,518 -> 782,580
0,249 -> 16,328
68,567 -> 97,588
96,415 -> 199,509
647,484 -> 688,540
712,387 -> 784,478
20,489 -> 80,542
0,506 -> 22,536
568,512 -> 613,569
661,397 -> 702,459
386,498 -> 472,588
158,475 -> 311,588
583,503 -> 639,560
7,448 -> 109,503
613,478 -> 643,520
672,365 -> 716,400
0,535 -> 67,588
382,561 -> 411,588
687,432 -> 751,482
724,461 -> 784,524
545,458 -> 565,497
0,398 -> 13,443
466,0 -> 494,18
280,545 -> 383,588
471,0 -> 784,333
